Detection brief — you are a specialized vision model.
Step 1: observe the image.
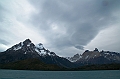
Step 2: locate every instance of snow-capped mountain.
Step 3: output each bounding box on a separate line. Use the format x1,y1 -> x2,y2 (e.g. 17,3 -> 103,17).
66,54 -> 82,62
0,39 -> 74,68
80,49 -> 120,61
0,39 -> 120,68
7,39 -> 56,57
69,48 -> 120,66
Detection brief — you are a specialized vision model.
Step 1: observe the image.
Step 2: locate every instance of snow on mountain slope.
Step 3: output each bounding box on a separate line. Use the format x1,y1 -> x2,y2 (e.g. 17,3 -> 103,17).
0,39 -> 75,68
66,54 -> 82,62
7,39 -> 56,57
1,39 -> 120,68
67,48 -> 120,64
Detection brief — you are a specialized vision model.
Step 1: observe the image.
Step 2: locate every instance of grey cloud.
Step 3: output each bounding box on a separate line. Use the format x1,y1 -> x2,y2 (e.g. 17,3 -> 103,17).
0,0 -> 119,56
75,45 -> 84,50
0,39 -> 10,45
70,23 -> 98,45
28,0 -> 120,52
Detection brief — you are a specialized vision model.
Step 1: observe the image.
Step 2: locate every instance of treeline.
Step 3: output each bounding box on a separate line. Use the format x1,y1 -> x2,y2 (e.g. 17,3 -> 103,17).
0,59 -> 120,71
72,64 -> 120,71
0,58 -> 62,71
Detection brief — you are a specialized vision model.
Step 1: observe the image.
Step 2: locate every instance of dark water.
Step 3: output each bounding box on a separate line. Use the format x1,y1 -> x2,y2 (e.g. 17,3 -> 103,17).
0,70 -> 120,79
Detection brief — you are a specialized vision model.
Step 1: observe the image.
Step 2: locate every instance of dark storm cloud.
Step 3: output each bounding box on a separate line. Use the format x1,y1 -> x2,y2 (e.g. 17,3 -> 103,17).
75,45 -> 84,50
28,0 -> 120,51
28,0 -> 120,49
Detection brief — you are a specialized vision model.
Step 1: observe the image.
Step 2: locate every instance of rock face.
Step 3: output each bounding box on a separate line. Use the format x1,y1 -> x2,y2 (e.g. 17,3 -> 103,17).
66,48 -> 120,67
0,39 -> 74,68
74,48 -> 120,66
94,48 -> 99,52
66,54 -> 82,62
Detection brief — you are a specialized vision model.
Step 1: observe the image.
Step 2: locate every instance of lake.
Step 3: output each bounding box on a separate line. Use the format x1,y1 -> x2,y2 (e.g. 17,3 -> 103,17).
0,70 -> 120,79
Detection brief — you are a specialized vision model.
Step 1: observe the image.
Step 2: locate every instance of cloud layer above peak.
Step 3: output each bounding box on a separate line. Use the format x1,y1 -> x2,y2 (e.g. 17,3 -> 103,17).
0,0 -> 120,56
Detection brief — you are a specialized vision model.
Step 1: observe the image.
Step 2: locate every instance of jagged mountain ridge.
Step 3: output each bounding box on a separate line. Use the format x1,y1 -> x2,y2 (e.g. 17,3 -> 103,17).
0,39 -> 75,68
0,39 -> 120,69
7,39 -> 56,56
66,54 -> 82,62
67,48 -> 120,66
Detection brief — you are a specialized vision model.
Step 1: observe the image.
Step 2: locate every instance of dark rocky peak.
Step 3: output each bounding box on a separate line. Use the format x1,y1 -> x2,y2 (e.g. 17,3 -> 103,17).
23,39 -> 32,46
101,50 -> 104,53
94,48 -> 99,52
82,48 -> 99,57
73,53 -> 80,58
85,50 -> 89,52
38,43 -> 43,46
6,39 -> 35,52
66,53 -> 82,62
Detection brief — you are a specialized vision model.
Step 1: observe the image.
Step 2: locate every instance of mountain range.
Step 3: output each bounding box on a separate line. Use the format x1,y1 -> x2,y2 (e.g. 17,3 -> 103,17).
0,39 -> 120,70
67,48 -> 120,66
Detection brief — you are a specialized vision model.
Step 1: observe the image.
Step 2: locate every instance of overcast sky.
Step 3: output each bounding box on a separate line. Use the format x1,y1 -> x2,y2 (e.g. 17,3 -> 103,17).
0,0 -> 120,57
